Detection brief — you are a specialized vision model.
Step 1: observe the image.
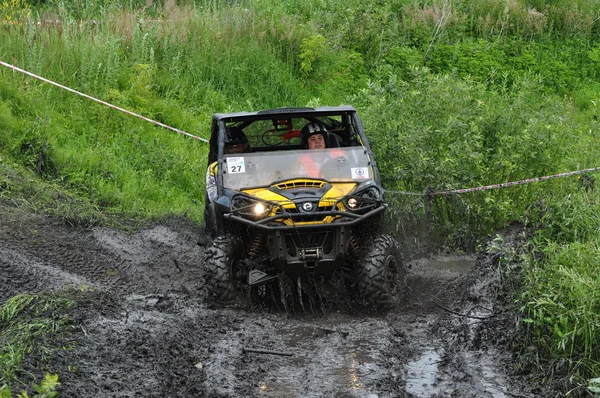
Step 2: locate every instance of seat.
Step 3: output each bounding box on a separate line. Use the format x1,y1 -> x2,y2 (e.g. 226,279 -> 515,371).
327,133 -> 341,148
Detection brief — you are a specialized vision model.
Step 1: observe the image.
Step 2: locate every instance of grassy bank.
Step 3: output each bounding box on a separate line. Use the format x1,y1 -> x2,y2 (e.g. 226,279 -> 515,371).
0,293 -> 72,397
1,0 -> 599,392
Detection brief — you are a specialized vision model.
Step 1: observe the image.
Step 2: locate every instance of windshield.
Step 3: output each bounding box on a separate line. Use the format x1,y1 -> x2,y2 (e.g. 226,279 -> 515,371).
222,147 -> 373,190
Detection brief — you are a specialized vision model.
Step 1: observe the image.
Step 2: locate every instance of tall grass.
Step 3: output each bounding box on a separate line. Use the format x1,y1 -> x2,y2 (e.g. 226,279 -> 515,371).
0,1 -> 322,221
352,66 -> 595,245
516,191 -> 600,381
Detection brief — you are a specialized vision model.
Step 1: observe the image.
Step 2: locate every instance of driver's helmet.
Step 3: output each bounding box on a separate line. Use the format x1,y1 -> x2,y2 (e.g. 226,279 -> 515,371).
301,122 -> 328,148
224,127 -> 250,154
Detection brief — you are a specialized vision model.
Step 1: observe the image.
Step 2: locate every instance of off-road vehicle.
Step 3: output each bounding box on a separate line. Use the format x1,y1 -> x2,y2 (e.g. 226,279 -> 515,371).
203,106 -> 405,309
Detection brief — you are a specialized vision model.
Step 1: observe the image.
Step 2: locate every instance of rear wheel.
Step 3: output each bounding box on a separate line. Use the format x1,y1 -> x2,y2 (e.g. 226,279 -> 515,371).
203,235 -> 240,302
355,234 -> 405,310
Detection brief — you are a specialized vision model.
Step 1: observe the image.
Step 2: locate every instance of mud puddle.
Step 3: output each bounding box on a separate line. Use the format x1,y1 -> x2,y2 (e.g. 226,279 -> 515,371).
0,213 -> 538,397
200,252 -> 528,397
255,317 -> 394,397
405,343 -> 443,397
403,341 -> 509,398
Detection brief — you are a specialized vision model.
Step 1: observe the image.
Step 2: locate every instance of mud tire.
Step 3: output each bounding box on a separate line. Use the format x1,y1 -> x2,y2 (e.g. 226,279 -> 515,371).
203,234 -> 240,302
355,234 -> 405,310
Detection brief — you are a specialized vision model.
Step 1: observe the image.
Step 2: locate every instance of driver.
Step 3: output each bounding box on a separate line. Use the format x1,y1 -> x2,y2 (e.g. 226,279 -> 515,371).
301,122 -> 329,149
206,127 -> 250,203
298,122 -> 337,178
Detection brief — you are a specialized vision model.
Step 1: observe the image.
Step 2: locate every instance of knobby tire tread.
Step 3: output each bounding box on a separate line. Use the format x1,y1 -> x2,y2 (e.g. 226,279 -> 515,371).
355,234 -> 405,310
204,235 -> 238,302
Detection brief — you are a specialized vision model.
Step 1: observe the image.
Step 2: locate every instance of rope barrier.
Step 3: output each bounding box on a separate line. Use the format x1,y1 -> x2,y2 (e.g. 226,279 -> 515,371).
2,61 -> 598,196
0,60 -> 209,143
385,166 -> 600,238
432,166 -> 600,196
384,190 -> 423,196
384,166 -> 600,198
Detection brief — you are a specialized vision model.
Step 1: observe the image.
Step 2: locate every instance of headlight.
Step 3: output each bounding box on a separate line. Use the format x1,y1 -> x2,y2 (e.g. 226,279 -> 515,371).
347,198 -> 358,209
253,202 -> 268,215
231,195 -> 273,219
342,186 -> 383,213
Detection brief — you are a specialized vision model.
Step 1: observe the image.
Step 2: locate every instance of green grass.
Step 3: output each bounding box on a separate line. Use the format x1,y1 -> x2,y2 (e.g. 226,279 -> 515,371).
0,293 -> 73,395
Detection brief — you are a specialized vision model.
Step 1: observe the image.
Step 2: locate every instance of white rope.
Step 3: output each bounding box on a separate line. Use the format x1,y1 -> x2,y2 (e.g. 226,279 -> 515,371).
0,60 -> 209,143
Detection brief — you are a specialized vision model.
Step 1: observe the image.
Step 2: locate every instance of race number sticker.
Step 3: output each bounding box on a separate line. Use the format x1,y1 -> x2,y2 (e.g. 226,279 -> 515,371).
226,157 -> 246,173
351,167 -> 369,179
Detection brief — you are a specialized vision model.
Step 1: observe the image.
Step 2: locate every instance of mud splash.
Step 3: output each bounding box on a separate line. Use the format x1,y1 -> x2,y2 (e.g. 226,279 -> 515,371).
0,208 -> 543,397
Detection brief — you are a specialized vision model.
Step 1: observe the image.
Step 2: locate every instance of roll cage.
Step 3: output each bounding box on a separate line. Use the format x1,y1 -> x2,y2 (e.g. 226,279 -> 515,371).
208,106 -> 381,198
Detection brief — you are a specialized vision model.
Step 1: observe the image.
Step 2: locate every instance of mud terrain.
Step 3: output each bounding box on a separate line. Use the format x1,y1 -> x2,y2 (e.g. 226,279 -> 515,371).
0,201 -> 550,397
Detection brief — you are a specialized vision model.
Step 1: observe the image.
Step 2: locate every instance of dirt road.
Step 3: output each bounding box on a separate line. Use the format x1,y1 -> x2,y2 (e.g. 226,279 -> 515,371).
0,204 -> 545,397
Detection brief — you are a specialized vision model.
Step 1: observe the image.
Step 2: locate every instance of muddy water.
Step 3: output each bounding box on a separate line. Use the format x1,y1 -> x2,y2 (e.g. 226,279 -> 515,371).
405,344 -> 443,396
259,319 -> 394,397
200,253 -> 526,397
0,213 -> 536,397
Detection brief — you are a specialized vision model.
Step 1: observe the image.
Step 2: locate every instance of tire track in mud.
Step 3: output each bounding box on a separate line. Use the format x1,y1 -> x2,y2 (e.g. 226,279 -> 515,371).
199,254 -> 531,398
0,244 -> 94,301
202,314 -> 405,397
0,215 -> 204,297
397,255 -> 517,398
0,210 -> 537,397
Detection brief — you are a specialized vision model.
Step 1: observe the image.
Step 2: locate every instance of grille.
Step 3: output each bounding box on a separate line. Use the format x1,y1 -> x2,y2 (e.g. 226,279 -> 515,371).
275,181 -> 326,190
276,205 -> 334,222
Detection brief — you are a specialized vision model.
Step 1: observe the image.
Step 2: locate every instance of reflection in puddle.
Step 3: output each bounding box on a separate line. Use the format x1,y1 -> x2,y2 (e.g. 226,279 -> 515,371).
349,353 -> 362,390
258,325 -> 383,397
405,346 -> 509,398
404,346 -> 443,397
464,352 -> 508,398
257,350 -> 378,397
258,381 -> 299,397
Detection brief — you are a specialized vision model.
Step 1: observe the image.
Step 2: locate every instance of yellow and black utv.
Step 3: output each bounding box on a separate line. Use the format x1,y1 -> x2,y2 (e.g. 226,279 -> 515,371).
203,106 -> 405,309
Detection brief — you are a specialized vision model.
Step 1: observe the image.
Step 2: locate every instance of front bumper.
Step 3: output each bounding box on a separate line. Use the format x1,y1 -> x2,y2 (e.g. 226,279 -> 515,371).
223,205 -> 386,231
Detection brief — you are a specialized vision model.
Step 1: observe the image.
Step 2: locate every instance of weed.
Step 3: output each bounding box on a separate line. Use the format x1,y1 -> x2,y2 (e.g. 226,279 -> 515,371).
18,373 -> 60,398
0,373 -> 60,398
0,0 -> 29,24
589,378 -> 600,397
0,293 -> 74,391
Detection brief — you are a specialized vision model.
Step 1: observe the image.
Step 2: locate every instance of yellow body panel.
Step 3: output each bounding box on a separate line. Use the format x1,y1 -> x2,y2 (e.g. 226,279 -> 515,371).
319,183 -> 356,207
242,179 -> 357,224
243,187 -> 291,205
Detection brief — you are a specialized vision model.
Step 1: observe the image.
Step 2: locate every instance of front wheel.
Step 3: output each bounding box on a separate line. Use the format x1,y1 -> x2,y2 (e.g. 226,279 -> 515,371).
203,235 -> 241,302
355,234 -> 405,310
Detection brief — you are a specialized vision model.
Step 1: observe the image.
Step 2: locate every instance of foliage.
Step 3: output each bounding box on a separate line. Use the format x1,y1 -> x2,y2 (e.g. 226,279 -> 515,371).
299,34 -> 328,79
299,34 -> 368,97
514,190 -> 600,381
0,373 -> 60,398
589,378 -> 600,397
0,294 -> 73,394
0,0 -> 29,23
523,242 -> 599,351
351,65 -> 585,247
18,373 -> 60,398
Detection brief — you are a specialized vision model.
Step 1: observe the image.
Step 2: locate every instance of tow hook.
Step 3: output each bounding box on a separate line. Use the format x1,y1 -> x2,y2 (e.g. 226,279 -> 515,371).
299,247 -> 322,260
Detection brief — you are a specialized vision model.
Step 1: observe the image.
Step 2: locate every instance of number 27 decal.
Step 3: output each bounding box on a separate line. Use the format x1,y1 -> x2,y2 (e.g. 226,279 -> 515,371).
226,157 -> 246,173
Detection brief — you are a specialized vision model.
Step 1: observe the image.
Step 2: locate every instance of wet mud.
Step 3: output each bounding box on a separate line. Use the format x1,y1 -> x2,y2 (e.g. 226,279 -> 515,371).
0,203 -> 546,397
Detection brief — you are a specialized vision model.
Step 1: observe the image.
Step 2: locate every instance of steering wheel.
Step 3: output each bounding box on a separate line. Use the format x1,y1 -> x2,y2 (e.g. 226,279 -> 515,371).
262,130 -> 284,146
261,129 -> 302,146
